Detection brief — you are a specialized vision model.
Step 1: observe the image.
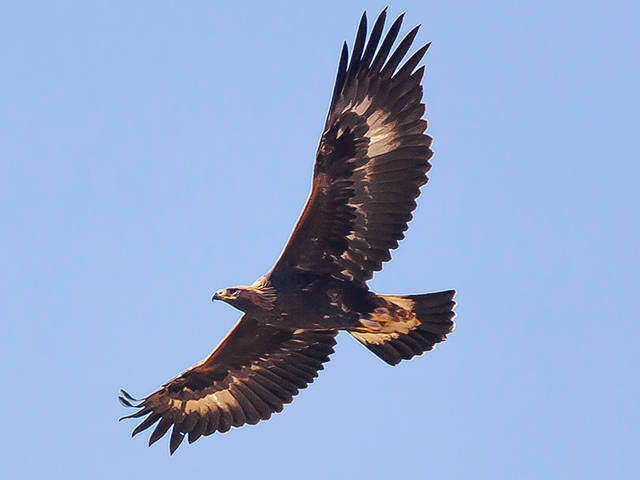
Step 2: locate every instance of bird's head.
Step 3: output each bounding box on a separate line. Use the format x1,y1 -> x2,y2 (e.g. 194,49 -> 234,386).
212,278 -> 276,312
212,286 -> 248,307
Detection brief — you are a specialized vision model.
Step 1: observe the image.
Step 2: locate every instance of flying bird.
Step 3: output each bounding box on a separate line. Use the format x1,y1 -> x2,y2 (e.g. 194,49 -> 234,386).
119,8 -> 456,454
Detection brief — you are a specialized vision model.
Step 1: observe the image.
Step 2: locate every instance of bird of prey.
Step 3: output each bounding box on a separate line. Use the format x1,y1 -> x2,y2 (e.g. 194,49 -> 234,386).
119,8 -> 456,454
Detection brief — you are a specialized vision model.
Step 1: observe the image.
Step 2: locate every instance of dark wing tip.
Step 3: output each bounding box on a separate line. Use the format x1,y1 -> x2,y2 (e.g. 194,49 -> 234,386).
380,23 -> 421,78
169,427 -> 185,454
120,389 -> 139,402
334,9 -> 429,106
118,396 -> 135,408
370,12 -> 405,74
360,8 -> 387,73
118,389 -> 143,408
394,42 -> 431,80
330,41 -> 350,109
148,417 -> 172,446
128,412 -> 161,438
346,11 -> 368,80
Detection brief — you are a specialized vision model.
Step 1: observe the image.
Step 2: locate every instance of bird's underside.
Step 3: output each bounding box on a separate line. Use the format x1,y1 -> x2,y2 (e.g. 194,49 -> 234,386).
119,8 -> 456,454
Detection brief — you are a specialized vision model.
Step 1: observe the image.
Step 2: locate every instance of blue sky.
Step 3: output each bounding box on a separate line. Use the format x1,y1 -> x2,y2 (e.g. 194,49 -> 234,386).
2,1 -> 638,478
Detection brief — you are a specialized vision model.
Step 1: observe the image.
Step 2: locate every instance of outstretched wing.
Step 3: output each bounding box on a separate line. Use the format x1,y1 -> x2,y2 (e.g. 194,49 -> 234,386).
272,9 -> 433,285
119,316 -> 336,454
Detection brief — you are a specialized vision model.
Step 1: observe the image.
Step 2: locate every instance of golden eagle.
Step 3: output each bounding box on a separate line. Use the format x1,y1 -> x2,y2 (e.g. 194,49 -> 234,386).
119,9 -> 456,454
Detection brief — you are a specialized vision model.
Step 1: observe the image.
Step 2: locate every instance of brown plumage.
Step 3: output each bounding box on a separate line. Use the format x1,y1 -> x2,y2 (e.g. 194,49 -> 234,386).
119,8 -> 456,454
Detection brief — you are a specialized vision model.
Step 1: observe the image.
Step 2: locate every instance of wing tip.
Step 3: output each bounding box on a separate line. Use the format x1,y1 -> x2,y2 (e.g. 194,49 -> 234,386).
118,389 -> 144,408
169,427 -> 185,455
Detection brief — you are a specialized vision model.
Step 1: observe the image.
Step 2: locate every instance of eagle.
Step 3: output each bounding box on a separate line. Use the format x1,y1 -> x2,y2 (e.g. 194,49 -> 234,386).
119,8 -> 456,454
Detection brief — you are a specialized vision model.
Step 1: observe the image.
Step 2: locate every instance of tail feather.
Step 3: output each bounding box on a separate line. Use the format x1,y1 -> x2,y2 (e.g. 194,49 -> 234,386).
350,290 -> 456,366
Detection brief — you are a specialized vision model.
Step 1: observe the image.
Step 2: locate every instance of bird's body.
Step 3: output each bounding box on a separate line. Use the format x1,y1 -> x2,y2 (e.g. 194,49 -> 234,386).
234,271 -> 373,330
120,8 -> 457,454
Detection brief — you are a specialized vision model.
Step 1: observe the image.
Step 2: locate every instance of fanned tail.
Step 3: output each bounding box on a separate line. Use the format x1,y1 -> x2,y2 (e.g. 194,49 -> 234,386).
350,290 -> 456,365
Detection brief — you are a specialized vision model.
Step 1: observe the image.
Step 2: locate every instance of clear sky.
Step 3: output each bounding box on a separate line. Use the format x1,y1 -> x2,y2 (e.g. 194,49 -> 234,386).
2,1 -> 638,478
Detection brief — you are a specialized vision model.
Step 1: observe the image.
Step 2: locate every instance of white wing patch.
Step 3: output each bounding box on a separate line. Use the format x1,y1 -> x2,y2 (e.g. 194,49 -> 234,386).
347,95 -> 373,116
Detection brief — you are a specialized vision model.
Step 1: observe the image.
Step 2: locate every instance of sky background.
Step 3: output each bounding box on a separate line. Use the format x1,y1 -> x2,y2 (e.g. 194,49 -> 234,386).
2,1 -> 639,478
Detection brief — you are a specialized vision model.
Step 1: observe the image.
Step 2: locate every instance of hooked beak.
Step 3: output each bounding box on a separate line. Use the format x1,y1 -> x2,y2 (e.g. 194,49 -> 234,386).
212,290 -> 230,302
